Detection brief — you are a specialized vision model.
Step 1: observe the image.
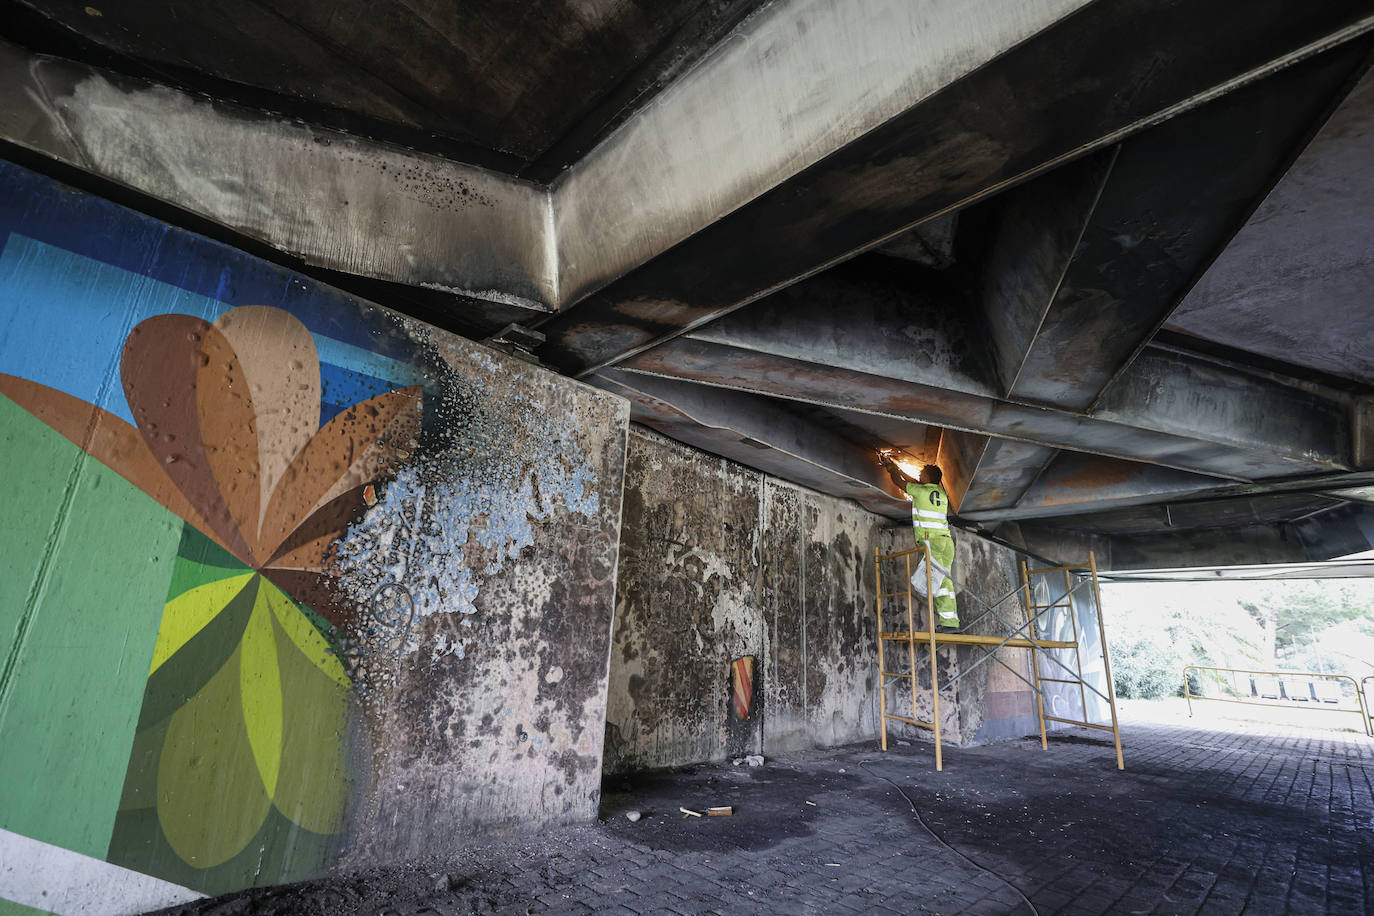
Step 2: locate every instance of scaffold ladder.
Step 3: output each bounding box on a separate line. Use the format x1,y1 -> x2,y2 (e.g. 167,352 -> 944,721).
874,546 -> 1124,771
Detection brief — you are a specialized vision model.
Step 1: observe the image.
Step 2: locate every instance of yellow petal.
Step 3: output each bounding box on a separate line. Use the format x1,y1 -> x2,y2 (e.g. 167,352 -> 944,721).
148,573 -> 255,675
262,579 -> 349,689
270,608 -> 352,835
157,644 -> 272,868
239,588 -> 283,799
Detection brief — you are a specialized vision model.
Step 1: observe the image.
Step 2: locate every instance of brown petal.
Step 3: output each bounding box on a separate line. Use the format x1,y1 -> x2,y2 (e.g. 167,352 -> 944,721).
0,374 -> 243,563
121,315 -> 256,563
195,324 -> 262,561
308,405 -> 422,514
213,307 -> 321,537
264,486 -> 367,570
259,386 -> 421,557
257,568 -> 353,629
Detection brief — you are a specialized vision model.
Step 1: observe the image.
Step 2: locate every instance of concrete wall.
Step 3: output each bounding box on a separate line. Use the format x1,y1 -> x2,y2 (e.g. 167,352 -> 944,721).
0,160 -> 1051,910
603,428 -> 882,774
0,161 -> 628,911
604,428 -> 1042,774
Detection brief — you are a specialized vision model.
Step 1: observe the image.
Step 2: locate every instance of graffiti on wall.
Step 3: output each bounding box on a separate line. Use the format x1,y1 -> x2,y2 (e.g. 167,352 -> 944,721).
0,162 -> 626,906
1,302 -> 424,889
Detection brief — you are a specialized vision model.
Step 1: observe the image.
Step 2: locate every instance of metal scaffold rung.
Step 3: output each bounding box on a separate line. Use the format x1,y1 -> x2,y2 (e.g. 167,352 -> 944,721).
1043,716 -> 1117,732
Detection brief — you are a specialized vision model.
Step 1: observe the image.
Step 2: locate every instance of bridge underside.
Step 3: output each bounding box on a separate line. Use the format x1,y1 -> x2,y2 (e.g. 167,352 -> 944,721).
5,0 -> 1374,568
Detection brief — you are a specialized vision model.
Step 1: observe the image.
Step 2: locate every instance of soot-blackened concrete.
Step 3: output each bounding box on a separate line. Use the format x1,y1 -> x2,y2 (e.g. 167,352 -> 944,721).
161,716 -> 1373,915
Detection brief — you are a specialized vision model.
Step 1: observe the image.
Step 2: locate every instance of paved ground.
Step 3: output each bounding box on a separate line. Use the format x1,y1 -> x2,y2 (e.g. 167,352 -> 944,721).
161,715 -> 1374,915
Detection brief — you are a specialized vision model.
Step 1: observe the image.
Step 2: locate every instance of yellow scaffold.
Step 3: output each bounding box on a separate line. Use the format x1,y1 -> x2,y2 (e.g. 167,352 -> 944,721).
874,546 -> 1123,771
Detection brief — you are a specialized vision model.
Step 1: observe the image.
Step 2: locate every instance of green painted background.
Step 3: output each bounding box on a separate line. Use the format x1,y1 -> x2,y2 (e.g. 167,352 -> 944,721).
0,395 -> 181,857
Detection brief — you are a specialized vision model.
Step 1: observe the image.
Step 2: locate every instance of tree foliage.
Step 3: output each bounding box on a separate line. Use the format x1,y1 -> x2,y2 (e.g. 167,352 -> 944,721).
1238,581 -> 1374,656
1103,580 -> 1374,700
1102,583 -> 1265,699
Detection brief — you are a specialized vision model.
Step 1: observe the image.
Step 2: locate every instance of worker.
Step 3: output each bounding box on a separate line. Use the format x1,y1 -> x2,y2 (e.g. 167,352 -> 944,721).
880,453 -> 958,629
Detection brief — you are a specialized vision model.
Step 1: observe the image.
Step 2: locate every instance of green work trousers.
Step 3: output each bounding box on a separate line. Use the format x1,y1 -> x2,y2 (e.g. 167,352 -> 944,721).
914,531 -> 958,627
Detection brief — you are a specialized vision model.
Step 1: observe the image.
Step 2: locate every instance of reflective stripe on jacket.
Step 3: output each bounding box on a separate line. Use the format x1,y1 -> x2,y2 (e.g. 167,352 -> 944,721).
905,481 -> 949,534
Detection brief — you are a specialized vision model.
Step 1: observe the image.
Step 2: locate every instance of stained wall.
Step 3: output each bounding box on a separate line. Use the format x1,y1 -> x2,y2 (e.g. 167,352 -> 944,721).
0,161 -> 627,911
0,160 -> 1051,911
604,428 -> 1043,774
603,428 -> 883,774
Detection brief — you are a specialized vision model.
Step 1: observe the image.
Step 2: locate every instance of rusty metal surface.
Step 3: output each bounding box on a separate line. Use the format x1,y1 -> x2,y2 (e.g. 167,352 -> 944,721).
620,333 -> 1350,480
962,453 -> 1230,523
1169,68 -> 1374,387
1069,500 -> 1374,569
1096,346 -> 1350,467
976,150 -> 1116,398
959,441 -> 1062,514
1021,490 -> 1339,541
936,429 -> 993,514
590,370 -> 908,518
1009,43 -> 1374,410
538,0 -> 1374,375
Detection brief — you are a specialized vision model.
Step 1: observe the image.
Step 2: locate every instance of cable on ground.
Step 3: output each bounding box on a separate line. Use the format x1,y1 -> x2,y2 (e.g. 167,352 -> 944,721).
858,760 -> 1041,916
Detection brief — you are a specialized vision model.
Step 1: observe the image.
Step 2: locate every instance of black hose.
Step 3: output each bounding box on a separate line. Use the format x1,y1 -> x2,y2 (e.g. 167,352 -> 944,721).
858,761 -> 1041,916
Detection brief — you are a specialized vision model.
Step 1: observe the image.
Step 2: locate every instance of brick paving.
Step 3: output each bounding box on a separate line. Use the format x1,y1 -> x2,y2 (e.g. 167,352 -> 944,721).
165,715 -> 1374,915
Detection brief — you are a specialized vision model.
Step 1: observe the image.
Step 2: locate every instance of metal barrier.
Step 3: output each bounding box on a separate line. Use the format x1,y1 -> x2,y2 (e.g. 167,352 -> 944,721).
1183,665 -> 1370,736
1363,676 -> 1374,737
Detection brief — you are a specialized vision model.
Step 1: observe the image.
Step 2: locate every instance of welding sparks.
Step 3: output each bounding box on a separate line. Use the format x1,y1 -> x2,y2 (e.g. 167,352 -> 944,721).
878,448 -> 921,498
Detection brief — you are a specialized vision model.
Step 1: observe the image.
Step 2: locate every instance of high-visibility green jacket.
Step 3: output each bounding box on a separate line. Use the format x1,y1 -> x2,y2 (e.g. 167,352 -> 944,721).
905,481 -> 950,539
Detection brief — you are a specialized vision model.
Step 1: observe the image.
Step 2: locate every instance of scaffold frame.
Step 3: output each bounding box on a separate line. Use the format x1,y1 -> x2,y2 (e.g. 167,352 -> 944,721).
874,546 -> 1124,771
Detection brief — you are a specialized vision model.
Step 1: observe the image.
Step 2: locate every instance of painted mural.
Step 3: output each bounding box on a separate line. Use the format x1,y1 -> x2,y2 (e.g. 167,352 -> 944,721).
0,161 -> 629,909
0,233 -> 432,892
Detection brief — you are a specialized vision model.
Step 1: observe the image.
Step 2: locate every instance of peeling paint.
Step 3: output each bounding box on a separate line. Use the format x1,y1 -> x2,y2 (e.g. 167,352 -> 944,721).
332,367 -> 603,662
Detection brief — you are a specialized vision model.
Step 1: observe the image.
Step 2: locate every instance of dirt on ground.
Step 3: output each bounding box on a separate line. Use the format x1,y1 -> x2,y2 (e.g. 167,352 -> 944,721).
153,716 -> 1374,915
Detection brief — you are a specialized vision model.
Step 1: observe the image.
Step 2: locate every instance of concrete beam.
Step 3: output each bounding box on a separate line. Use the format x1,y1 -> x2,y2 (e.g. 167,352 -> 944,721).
539,0 -> 1374,374
0,39 -> 555,311
589,369 -> 910,518
551,0 -> 1093,307
6,2 -> 1371,337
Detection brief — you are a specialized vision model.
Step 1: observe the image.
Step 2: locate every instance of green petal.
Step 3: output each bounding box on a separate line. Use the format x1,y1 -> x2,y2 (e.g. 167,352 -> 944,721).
157,644 -> 272,869
261,578 -> 349,689
270,608 -> 351,835
239,587 -> 283,799
149,573 -> 255,674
